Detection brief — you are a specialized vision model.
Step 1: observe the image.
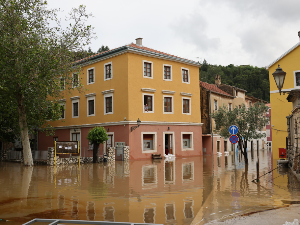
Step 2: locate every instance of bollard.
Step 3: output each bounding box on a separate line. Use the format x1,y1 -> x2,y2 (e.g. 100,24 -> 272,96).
256,160 -> 260,182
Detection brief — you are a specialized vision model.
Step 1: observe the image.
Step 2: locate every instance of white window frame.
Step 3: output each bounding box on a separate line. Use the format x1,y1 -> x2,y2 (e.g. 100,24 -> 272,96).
181,132 -> 194,151
104,93 -> 113,115
181,67 -> 190,84
104,62 -> 113,81
70,128 -> 81,150
143,93 -> 154,113
103,132 -> 114,154
87,67 -> 95,85
214,100 -> 218,111
87,96 -> 95,117
182,97 -> 191,115
163,95 -> 174,114
72,73 -> 79,88
294,70 -> 300,89
72,99 -> 79,118
143,60 -> 153,79
59,103 -> 65,119
228,103 -> 232,111
163,64 -> 172,81
141,132 -> 157,153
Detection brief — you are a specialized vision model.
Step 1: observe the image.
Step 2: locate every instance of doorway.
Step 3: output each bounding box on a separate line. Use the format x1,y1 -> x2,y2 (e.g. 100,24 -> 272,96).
217,141 -> 220,152
106,134 -> 113,154
165,134 -> 173,155
224,141 -> 227,152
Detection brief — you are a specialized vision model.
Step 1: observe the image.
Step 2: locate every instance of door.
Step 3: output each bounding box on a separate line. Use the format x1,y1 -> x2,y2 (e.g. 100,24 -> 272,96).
106,135 -> 113,154
217,141 -> 220,152
224,141 -> 227,152
165,134 -> 173,155
72,133 -> 80,150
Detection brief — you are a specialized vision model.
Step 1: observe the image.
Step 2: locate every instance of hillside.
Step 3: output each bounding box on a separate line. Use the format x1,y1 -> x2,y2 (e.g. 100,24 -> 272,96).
199,60 -> 270,102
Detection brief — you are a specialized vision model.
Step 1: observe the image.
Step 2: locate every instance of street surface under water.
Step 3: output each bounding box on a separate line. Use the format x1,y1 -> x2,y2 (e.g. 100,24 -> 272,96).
0,149 -> 300,225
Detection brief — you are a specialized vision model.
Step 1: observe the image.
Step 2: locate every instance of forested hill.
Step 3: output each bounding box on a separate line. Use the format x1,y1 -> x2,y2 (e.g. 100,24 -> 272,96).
200,60 -> 270,102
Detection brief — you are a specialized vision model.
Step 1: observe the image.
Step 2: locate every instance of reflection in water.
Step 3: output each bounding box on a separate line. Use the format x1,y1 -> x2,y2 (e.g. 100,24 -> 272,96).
165,161 -> 175,184
104,206 -> 114,222
86,201 -> 95,220
0,151 -> 299,225
144,208 -> 155,223
142,165 -> 157,187
165,203 -> 175,222
71,197 -> 79,219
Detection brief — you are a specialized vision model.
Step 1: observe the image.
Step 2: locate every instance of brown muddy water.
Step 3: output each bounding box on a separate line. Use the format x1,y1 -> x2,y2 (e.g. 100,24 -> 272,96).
0,150 -> 299,225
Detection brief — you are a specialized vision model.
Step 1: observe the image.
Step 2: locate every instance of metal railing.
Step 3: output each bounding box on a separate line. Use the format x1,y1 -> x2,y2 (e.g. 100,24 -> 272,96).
23,218 -> 162,225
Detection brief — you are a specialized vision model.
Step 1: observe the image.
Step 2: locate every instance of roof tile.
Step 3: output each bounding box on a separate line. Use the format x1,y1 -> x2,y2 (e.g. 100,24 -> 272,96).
199,81 -> 234,97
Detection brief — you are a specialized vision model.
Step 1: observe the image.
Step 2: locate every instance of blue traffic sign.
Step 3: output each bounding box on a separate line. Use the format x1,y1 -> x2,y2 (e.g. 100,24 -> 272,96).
229,125 -> 238,135
229,135 -> 239,144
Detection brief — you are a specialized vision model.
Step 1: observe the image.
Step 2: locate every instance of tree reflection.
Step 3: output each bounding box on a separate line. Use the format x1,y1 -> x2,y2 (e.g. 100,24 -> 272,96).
239,164 -> 249,197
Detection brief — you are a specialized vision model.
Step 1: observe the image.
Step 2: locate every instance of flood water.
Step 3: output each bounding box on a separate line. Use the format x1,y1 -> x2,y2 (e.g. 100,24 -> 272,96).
0,149 -> 300,225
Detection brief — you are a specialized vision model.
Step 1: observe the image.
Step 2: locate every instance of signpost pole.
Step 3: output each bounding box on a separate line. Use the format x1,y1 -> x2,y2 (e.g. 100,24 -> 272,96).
55,141 -> 57,167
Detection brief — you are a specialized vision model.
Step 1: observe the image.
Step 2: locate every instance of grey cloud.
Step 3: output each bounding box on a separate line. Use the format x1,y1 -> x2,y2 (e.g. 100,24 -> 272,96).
171,13 -> 220,51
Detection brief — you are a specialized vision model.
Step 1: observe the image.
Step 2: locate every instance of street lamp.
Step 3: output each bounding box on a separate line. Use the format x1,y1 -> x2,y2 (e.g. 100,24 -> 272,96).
131,118 -> 141,132
272,64 -> 286,95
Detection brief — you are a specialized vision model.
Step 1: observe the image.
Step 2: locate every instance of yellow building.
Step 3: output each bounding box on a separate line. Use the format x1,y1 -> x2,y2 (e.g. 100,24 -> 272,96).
38,38 -> 202,159
266,39 -> 300,160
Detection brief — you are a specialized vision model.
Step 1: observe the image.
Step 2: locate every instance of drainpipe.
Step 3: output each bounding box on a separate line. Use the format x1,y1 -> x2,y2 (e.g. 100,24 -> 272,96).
209,90 -> 213,154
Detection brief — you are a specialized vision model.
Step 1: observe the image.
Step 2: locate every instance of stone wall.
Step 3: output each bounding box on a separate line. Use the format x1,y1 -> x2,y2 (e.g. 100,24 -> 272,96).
123,146 -> 130,161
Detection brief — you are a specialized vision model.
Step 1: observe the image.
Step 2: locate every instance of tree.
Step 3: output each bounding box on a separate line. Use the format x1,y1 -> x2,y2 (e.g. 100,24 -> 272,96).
212,102 -> 269,164
97,45 -> 109,53
0,0 -> 94,166
87,127 -> 108,163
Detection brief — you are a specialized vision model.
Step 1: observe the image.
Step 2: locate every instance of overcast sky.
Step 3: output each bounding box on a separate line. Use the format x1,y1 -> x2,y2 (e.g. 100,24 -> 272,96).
48,0 -> 300,68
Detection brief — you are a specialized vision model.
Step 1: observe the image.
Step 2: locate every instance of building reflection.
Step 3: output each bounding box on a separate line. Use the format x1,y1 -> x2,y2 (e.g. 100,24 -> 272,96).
86,201 -> 95,220
103,206 -> 115,222
144,208 -> 155,223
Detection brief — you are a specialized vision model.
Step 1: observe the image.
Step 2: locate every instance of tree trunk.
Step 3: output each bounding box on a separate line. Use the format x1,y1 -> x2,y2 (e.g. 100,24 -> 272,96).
93,143 -> 99,163
17,97 -> 33,166
243,140 -> 248,164
238,138 -> 248,164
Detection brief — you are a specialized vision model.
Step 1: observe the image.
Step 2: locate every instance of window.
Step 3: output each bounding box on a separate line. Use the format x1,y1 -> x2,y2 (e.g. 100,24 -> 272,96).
73,102 -> 79,117
60,77 -> 65,90
143,94 -> 154,113
72,73 -> 79,88
239,105 -> 241,109
87,68 -> 95,84
214,100 -> 218,111
228,103 -> 232,111
71,98 -> 79,118
104,62 -> 113,80
267,129 -> 270,137
87,96 -> 95,116
182,98 -> 191,114
164,96 -> 173,114
104,93 -> 113,115
53,137 -> 58,147
249,101 -> 252,107
72,132 -> 80,148
144,208 -> 155,224
296,72 -> 300,86
181,132 -> 193,151
143,61 -> 153,78
163,65 -> 172,80
182,68 -> 189,83
60,104 -> 65,119
141,132 -> 157,153
106,97 -> 112,113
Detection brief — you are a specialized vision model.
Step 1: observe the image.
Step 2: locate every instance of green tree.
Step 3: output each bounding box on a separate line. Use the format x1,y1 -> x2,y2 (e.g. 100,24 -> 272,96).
212,102 -> 269,164
0,0 -> 94,166
97,45 -> 109,53
87,127 -> 108,163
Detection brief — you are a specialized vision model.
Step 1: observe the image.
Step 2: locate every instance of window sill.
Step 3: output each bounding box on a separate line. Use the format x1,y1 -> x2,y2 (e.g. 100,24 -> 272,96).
87,82 -> 95,85
182,148 -> 194,151
142,149 -> 157,153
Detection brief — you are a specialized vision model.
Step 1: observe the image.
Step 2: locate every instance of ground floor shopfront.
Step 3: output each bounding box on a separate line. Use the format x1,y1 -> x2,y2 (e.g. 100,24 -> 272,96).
38,123 -> 203,160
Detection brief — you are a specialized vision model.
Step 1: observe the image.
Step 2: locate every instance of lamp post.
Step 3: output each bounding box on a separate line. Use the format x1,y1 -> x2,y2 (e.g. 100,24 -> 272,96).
272,64 -> 286,95
131,118 -> 141,132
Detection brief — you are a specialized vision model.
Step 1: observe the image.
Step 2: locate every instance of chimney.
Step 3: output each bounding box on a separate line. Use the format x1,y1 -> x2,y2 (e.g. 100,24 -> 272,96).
298,31 -> 300,41
215,74 -> 221,86
135,38 -> 143,46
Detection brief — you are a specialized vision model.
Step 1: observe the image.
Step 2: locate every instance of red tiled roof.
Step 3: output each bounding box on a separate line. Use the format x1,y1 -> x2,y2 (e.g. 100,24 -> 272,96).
199,81 -> 234,97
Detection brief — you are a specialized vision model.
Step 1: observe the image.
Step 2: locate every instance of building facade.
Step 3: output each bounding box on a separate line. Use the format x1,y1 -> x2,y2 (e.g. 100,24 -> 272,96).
38,38 -> 202,160
267,35 -> 300,160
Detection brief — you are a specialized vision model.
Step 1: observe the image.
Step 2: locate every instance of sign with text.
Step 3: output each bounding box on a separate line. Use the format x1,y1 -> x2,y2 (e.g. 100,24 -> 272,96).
55,141 -> 79,154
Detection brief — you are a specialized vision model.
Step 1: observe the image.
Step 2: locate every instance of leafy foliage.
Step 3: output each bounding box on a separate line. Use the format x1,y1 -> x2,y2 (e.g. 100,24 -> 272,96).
87,127 -> 108,145
0,0 -> 94,165
200,60 -> 270,102
212,102 -> 269,163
